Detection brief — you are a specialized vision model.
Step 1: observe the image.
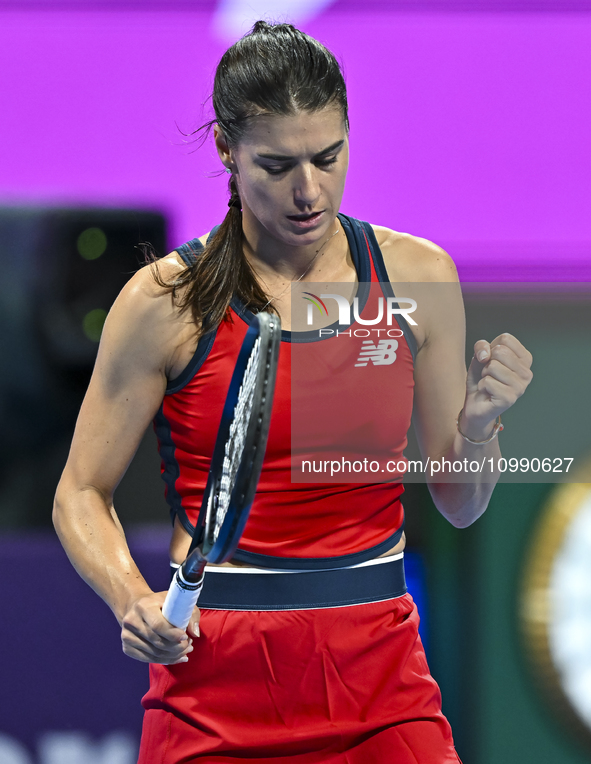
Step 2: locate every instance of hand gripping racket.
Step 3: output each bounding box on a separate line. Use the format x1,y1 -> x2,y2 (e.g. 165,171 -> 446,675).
162,312 -> 281,629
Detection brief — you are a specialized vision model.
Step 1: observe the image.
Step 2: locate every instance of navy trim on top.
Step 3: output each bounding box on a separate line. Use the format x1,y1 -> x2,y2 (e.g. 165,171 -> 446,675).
232,521 -> 405,570
226,214 -> 416,358
153,404 -> 193,532
166,232 -> 217,394
166,332 -> 216,395
360,221 -> 418,361
175,237 -> 204,266
229,213 -> 372,344
174,225 -> 219,266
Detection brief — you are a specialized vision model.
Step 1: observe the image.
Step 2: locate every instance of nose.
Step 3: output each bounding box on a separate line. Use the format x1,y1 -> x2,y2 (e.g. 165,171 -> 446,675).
293,163 -> 321,208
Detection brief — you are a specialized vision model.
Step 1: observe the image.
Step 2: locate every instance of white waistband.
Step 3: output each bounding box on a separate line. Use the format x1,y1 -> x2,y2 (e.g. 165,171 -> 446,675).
170,551 -> 404,575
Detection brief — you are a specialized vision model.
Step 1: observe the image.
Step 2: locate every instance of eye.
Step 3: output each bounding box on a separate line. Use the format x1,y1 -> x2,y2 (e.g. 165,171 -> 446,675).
263,164 -> 291,175
315,156 -> 338,168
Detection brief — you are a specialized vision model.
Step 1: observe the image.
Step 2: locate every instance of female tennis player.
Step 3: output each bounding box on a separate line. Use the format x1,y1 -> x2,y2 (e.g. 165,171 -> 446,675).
53,21 -> 533,763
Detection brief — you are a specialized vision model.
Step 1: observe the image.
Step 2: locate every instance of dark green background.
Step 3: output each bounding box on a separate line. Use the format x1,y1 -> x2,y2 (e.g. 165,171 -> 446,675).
417,291 -> 591,763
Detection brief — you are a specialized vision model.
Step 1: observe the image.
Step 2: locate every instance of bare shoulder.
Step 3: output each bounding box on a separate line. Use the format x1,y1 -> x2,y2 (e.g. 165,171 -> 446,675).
370,225 -> 459,283
113,254 -> 184,324
135,228 -> 210,303
114,228 -> 213,316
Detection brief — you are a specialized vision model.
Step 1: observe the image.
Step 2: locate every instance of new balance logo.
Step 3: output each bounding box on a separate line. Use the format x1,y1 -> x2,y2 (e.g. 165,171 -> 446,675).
355,340 -> 398,367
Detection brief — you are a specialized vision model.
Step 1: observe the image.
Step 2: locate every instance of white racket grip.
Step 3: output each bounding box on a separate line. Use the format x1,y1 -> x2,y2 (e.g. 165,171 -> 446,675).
162,567 -> 205,630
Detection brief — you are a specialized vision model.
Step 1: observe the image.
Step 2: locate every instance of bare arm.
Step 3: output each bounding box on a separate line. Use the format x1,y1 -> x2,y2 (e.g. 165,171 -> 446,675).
379,231 -> 533,527
53,256 -> 200,662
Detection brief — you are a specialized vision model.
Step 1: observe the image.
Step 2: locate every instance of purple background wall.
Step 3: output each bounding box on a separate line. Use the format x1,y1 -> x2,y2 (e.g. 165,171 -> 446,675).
1,8 -> 590,276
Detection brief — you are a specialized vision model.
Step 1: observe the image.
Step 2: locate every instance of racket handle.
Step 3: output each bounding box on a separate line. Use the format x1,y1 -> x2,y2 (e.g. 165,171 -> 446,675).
162,566 -> 205,630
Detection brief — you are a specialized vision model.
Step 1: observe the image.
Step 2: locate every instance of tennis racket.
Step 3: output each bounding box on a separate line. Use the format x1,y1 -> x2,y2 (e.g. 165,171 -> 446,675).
162,311 -> 281,629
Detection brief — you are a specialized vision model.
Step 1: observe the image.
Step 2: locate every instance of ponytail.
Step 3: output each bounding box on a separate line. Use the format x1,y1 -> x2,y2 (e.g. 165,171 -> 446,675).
149,173 -> 274,334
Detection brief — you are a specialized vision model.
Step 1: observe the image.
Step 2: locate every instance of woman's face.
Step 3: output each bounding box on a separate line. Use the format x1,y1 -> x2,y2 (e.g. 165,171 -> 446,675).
216,107 -> 349,249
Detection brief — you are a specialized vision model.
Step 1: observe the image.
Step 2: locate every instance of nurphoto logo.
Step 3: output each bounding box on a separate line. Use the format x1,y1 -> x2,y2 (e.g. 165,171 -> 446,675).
301,292 -> 417,328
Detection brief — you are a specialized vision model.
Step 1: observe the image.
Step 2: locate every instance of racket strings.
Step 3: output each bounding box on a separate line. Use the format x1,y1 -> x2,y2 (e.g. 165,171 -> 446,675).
214,336 -> 262,541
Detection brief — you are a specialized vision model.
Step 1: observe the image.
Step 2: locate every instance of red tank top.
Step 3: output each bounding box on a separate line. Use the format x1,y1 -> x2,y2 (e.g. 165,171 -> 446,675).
153,214 -> 416,569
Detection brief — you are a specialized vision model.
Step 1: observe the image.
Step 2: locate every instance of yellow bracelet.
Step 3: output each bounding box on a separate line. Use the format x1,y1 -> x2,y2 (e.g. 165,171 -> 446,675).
456,408 -> 504,444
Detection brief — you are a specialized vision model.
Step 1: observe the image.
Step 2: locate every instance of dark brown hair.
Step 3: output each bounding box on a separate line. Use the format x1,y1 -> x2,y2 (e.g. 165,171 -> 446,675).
151,20 -> 348,334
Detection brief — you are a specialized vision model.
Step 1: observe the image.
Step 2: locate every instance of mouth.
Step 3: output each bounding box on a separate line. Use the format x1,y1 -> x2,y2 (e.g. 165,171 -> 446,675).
286,210 -> 325,227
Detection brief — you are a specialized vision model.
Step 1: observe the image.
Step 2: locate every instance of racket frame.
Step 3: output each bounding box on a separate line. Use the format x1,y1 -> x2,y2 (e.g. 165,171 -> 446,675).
179,311 -> 280,577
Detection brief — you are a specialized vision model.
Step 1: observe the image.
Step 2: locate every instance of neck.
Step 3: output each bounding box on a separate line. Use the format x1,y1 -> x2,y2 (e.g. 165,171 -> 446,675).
241,211 -> 343,282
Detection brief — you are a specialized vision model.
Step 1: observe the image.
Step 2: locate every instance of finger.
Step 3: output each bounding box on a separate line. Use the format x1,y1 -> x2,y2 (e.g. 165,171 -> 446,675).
481,359 -> 520,387
187,606 -> 201,639
123,641 -> 192,665
466,340 -> 492,394
122,631 -> 194,663
490,333 -> 533,367
476,374 -> 520,404
136,601 -> 190,645
123,629 -> 193,657
122,608 -> 192,652
488,344 -> 534,382
124,615 -> 189,650
149,619 -> 189,644
473,339 -> 491,364
122,642 -> 161,663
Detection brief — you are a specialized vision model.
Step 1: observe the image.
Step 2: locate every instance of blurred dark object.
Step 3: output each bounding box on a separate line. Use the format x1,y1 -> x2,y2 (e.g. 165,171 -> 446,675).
0,206 -> 167,527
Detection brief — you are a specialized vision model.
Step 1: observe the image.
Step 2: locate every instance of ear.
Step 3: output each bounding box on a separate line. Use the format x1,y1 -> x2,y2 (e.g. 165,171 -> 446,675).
214,125 -> 233,171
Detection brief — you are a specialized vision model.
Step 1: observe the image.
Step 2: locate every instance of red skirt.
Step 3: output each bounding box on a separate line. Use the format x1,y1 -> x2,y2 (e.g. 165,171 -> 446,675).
139,564 -> 460,763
